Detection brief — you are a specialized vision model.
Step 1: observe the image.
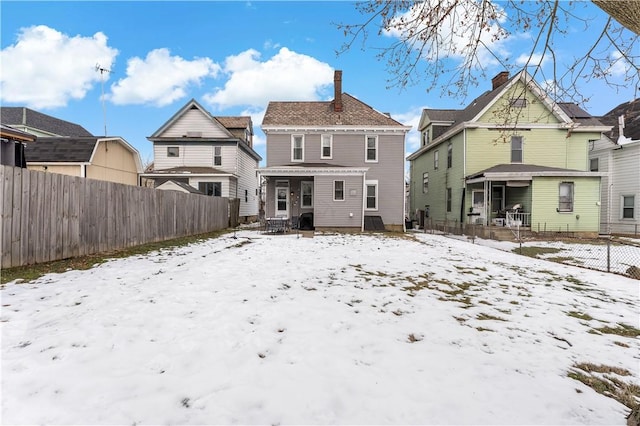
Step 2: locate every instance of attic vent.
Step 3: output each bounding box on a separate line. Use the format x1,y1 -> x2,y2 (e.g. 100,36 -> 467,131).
186,131 -> 202,138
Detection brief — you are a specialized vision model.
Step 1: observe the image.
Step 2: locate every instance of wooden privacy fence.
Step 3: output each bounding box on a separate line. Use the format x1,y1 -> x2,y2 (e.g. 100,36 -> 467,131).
1,165 -> 231,269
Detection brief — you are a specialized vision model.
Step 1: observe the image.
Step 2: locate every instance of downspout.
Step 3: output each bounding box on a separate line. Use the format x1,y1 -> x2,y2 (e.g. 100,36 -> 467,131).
361,173 -> 366,231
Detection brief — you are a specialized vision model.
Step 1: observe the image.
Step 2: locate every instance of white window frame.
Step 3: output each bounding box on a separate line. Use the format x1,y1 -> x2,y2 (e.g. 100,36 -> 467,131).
621,195 -> 635,219
321,134 -> 333,160
365,180 -> 378,211
365,135 -> 378,163
301,181 -> 313,208
422,172 -> 429,193
511,136 -> 523,163
434,150 -> 439,170
214,146 -> 222,166
589,157 -> 599,172
447,142 -> 452,169
167,146 -> 179,157
333,180 -> 345,201
558,182 -> 574,212
291,135 -> 304,162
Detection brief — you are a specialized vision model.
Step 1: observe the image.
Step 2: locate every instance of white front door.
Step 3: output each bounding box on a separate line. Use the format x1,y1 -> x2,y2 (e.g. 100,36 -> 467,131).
472,190 -> 485,223
275,181 -> 289,217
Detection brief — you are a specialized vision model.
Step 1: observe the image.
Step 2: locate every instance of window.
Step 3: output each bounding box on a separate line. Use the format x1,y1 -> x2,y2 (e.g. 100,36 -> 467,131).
422,172 -> 429,193
446,187 -> 452,212
334,180 -> 344,201
244,189 -> 248,203
321,135 -> 332,159
558,182 -> 574,212
510,98 -> 527,108
167,147 -> 179,157
292,135 -> 304,162
214,146 -> 222,166
622,195 -> 635,219
301,181 -> 313,207
422,130 -> 430,146
365,180 -> 378,210
365,136 -> 378,162
199,182 -> 222,197
447,142 -> 452,168
434,150 -> 439,170
590,158 -> 599,172
511,136 -> 523,163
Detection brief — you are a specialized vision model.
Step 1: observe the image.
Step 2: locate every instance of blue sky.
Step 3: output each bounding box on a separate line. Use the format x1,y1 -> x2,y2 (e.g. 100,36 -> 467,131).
1,1 -> 634,165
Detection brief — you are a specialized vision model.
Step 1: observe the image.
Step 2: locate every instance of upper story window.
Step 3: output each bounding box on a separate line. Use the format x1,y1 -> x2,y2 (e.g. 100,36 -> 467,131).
447,142 -> 452,168
511,136 -> 523,163
510,98 -> 527,108
167,147 -> 179,157
434,150 -> 439,170
422,172 -> 429,193
321,135 -> 332,159
334,180 -> 345,201
422,130 -> 430,146
558,182 -> 574,212
214,146 -> 222,166
291,135 -> 304,162
590,158 -> 599,172
365,135 -> 378,162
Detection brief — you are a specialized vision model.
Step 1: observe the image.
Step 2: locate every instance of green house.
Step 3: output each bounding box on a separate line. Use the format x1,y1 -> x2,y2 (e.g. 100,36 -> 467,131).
408,70 -> 610,237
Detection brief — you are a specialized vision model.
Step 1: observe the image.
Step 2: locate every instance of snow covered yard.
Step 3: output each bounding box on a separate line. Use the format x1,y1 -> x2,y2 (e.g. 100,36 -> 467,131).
2,230 -> 638,425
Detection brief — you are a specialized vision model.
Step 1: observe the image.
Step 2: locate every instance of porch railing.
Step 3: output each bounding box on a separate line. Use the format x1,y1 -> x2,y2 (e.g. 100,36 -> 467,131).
505,211 -> 531,228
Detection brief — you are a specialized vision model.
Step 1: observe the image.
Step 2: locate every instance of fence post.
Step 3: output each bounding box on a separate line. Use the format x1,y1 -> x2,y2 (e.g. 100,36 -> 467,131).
607,236 -> 611,273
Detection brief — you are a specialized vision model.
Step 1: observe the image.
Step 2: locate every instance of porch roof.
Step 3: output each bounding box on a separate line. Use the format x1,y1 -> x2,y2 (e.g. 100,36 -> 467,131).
258,163 -> 368,177
466,163 -> 602,184
140,166 -> 235,178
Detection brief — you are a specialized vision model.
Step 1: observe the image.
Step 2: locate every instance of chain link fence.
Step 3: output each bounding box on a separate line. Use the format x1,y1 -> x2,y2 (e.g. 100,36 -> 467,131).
417,219 -> 640,280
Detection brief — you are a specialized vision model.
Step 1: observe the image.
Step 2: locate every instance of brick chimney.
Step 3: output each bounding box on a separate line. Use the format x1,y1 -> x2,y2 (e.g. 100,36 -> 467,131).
491,71 -> 509,90
334,70 -> 343,112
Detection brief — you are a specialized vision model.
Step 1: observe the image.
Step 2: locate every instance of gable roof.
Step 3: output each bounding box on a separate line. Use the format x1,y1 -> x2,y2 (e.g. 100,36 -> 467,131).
25,137 -> 98,162
599,99 -> 640,142
262,93 -> 408,128
1,107 -> 93,137
149,99 -> 236,139
157,180 -> 204,194
408,70 -> 608,161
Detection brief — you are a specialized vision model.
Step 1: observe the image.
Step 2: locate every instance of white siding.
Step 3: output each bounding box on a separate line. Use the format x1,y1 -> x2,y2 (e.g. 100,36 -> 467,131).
160,109 -> 230,138
154,142 -> 237,172
236,147 -> 260,217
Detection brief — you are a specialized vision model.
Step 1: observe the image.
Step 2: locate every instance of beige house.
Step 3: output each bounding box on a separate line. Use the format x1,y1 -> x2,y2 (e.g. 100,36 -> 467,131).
25,137 -> 143,186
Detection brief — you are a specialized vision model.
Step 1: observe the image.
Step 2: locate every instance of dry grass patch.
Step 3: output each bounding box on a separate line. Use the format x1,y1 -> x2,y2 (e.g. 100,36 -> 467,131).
568,363 -> 640,410
592,323 -> 640,337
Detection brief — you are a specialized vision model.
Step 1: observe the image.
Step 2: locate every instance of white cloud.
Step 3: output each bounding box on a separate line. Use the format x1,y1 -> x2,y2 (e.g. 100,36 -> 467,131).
607,50 -> 628,78
108,48 -> 220,107
0,25 -> 118,109
392,108 -> 424,154
515,52 -> 548,68
203,47 -> 334,109
384,0 -> 509,67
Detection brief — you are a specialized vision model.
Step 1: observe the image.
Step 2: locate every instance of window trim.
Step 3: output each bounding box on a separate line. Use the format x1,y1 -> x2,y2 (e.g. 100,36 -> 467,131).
422,172 -> 429,193
447,142 -> 452,169
511,135 -> 523,163
558,181 -> 574,213
321,134 -> 333,160
214,146 -> 222,166
622,195 -> 635,219
365,135 -> 378,163
291,134 -> 304,162
510,98 -> 528,108
589,157 -> 599,172
365,180 -> 378,211
199,181 -> 222,197
301,181 -> 313,208
434,150 -> 439,170
333,180 -> 345,201
167,147 -> 179,157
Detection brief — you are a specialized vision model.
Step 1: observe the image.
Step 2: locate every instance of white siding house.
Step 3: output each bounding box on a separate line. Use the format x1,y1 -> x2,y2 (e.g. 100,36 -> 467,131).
141,99 -> 262,220
591,99 -> 640,235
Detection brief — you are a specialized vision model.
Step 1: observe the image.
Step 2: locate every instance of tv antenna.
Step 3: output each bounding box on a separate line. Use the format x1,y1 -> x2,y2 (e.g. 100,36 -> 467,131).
95,63 -> 112,136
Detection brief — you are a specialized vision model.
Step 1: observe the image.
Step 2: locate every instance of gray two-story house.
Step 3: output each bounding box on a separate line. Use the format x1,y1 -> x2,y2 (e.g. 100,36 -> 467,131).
259,71 -> 410,231
141,99 -> 262,221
